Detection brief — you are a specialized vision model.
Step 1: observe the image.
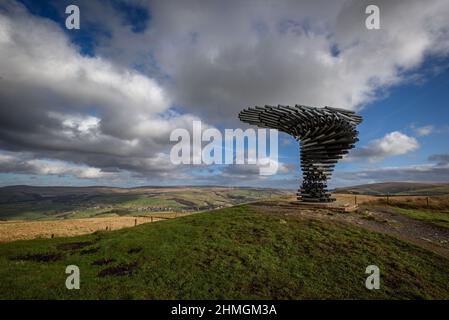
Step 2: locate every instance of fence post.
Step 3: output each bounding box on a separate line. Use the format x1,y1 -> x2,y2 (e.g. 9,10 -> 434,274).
426,197 -> 429,208
134,218 -> 137,226
354,195 -> 357,205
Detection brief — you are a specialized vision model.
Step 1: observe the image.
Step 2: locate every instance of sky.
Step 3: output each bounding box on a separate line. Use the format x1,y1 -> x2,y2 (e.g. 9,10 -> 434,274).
0,0 -> 449,189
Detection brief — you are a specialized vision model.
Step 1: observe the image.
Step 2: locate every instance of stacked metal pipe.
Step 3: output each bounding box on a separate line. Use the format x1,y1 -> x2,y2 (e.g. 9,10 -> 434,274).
238,105 -> 363,202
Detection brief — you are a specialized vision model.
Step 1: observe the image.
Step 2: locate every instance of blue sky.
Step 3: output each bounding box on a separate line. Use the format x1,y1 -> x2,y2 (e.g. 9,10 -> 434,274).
278,68 -> 449,185
0,0 -> 449,188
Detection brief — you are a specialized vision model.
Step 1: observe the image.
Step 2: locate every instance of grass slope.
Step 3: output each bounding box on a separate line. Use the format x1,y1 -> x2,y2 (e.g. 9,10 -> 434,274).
0,205 -> 449,299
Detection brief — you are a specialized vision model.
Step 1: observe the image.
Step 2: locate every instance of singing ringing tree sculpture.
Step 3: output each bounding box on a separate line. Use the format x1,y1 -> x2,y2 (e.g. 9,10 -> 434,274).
238,105 -> 363,203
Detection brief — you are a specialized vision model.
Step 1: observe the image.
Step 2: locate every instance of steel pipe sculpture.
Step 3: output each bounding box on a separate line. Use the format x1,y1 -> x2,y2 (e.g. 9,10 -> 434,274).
238,105 -> 363,203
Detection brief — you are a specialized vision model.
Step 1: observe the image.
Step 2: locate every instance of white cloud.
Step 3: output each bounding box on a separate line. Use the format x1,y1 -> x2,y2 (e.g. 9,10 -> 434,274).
0,5 -> 169,114
347,131 -> 419,162
0,151 -> 110,179
28,160 -> 108,179
375,132 -> 419,156
412,124 -> 434,136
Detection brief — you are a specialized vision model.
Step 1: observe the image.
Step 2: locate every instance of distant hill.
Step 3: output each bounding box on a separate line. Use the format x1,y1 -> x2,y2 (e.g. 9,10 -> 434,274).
333,182 -> 449,196
0,185 -> 291,221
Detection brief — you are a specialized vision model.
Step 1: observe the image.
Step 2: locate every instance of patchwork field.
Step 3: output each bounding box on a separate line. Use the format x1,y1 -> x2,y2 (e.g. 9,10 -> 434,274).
0,186 -> 291,221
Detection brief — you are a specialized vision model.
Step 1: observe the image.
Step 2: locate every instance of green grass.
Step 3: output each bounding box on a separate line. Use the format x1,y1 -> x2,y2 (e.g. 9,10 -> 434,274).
1,205 -> 448,299
393,207 -> 449,229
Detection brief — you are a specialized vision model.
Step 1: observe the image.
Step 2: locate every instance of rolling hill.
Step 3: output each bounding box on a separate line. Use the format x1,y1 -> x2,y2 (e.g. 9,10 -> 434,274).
0,185 -> 292,221
333,182 -> 449,196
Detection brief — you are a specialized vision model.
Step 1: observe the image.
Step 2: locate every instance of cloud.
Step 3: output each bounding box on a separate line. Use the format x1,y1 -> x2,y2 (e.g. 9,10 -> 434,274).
346,131 -> 419,162
220,160 -> 290,179
411,124 -> 434,136
0,151 -> 110,179
1,0 -> 449,186
62,0 -> 449,123
142,0 -> 449,122
0,1 -> 210,178
429,153 -> 449,164
334,163 -> 449,185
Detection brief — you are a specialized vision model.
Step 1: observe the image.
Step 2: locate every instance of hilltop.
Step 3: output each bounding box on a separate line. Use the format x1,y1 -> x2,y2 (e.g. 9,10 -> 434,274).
1,202 -> 449,299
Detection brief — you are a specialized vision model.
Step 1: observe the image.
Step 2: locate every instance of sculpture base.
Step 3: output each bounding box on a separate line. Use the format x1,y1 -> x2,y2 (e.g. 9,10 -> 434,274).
293,201 -> 359,213
297,197 -> 336,203
296,192 -> 335,203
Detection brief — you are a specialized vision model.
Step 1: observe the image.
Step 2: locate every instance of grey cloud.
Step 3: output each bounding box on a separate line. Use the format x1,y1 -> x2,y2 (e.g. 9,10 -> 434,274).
333,164 -> 449,186
0,1 -> 209,178
429,153 -> 449,164
144,0 -> 449,123
221,164 -> 262,178
1,0 -> 449,185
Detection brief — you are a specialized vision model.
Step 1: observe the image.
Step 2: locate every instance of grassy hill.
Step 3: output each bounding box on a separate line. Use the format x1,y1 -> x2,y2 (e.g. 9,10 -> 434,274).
0,186 -> 291,221
1,204 -> 448,299
334,182 -> 449,196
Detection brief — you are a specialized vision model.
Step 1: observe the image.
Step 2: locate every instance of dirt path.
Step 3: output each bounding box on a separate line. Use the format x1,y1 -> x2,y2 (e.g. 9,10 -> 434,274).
249,200 -> 449,259
352,206 -> 449,258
